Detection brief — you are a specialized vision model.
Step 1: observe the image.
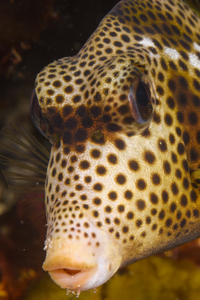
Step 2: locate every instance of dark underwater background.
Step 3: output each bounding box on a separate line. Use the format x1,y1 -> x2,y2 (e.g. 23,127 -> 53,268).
0,0 -> 200,299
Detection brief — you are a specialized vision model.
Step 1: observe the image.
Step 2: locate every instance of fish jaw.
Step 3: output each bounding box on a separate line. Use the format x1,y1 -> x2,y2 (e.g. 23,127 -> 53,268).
42,221 -> 122,292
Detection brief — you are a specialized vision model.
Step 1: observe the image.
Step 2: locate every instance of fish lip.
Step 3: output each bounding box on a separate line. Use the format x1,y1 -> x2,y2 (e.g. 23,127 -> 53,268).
43,220 -> 122,291
47,267 -> 98,291
44,252 -> 122,292
42,256 -> 98,290
42,255 -> 97,271
42,240 -> 122,292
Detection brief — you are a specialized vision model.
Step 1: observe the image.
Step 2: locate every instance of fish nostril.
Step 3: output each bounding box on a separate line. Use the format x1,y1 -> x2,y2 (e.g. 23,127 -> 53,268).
63,268 -> 82,276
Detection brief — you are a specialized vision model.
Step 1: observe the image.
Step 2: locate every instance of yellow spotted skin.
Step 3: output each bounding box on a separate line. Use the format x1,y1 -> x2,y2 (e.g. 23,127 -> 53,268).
35,0 -> 200,275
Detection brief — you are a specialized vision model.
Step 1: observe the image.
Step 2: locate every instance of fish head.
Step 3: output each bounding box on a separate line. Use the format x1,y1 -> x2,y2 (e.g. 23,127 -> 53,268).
32,0 -> 200,293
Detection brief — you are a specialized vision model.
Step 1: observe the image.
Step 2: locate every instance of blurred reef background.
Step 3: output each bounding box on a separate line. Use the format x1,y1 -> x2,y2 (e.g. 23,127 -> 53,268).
1,0 -> 200,299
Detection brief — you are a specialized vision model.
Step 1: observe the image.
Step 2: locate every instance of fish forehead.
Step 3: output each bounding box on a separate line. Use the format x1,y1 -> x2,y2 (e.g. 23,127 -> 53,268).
35,0 -> 200,265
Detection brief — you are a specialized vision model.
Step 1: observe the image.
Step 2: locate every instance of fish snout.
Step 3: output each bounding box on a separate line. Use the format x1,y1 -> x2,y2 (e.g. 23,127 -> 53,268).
42,223 -> 122,292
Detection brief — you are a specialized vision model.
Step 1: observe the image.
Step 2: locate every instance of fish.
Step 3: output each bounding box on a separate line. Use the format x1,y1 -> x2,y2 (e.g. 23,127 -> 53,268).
1,0 -> 200,295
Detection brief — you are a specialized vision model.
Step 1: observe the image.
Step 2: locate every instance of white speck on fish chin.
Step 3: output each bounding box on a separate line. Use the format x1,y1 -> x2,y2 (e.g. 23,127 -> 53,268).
164,47 -> 180,60
193,42 -> 200,52
189,53 -> 200,70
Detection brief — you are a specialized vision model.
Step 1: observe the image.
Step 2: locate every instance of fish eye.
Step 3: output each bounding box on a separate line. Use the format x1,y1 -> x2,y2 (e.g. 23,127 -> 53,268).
30,90 -> 48,138
128,75 -> 155,129
136,81 -> 150,108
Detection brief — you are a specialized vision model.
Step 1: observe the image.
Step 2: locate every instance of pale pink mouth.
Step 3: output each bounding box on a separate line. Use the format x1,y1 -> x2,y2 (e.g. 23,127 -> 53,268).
47,267 -> 98,291
43,240 -> 122,292
42,250 -> 99,291
43,220 -> 122,292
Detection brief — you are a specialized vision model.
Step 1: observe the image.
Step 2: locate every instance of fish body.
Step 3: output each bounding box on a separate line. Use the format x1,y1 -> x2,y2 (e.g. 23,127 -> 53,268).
2,0 -> 200,294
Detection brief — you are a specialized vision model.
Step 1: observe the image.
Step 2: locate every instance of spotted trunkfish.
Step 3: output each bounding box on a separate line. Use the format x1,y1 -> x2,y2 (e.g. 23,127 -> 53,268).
1,0 -> 200,295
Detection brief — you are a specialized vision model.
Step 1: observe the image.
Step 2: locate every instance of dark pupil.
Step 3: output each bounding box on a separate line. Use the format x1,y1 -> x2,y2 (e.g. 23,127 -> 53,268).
136,81 -> 149,107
